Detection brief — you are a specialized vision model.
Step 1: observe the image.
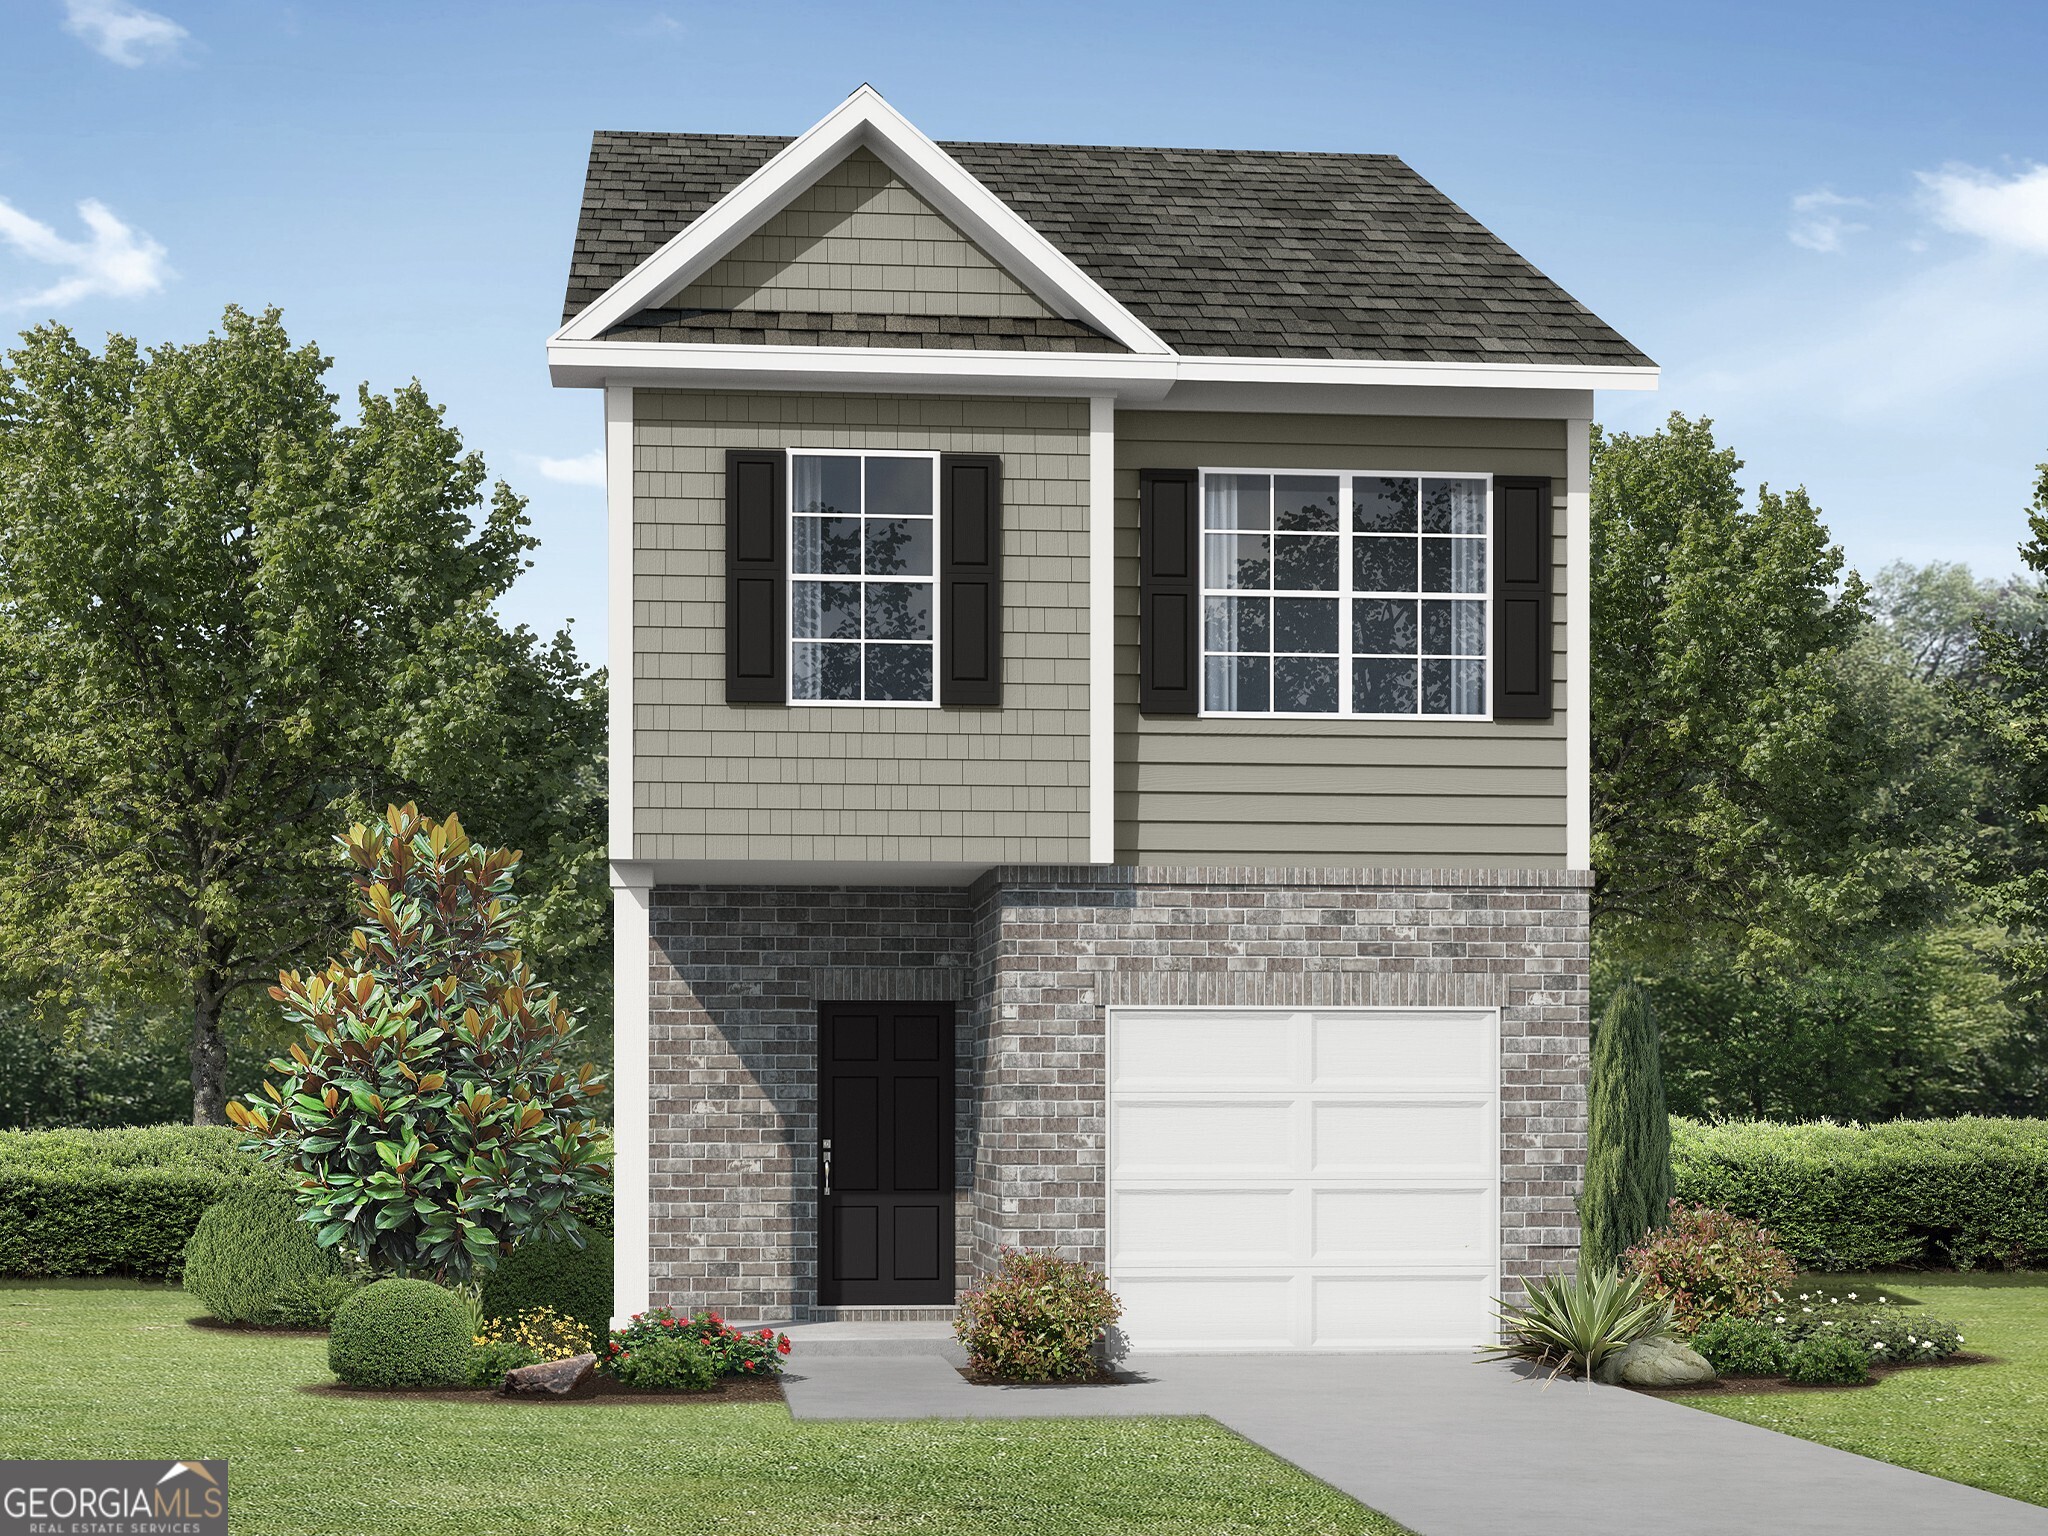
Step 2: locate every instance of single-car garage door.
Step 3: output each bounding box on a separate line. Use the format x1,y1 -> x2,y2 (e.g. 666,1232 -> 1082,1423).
1107,1007 -> 1499,1351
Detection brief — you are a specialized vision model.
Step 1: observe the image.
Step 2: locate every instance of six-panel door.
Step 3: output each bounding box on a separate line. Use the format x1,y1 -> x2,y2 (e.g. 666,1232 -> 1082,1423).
819,1002 -> 956,1306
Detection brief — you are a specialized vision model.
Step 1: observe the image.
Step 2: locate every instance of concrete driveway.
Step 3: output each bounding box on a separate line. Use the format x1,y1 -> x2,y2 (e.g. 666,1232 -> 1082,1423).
779,1342 -> 2048,1536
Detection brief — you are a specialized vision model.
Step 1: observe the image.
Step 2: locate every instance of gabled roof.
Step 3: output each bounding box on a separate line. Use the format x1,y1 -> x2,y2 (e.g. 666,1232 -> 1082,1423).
562,126 -> 1652,368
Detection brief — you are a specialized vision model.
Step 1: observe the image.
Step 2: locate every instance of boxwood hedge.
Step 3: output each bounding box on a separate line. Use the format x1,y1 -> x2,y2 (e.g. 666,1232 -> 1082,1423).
0,1124 -> 264,1278
1671,1116 -> 2048,1271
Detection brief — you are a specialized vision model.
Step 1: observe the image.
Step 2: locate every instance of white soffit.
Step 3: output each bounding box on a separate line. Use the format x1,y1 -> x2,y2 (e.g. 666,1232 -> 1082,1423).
553,84 -> 1174,357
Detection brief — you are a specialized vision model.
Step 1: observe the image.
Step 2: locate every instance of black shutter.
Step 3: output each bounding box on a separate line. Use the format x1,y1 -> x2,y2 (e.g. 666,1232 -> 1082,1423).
1139,468 -> 1200,716
1492,475 -> 1553,720
939,453 -> 1002,707
725,449 -> 785,703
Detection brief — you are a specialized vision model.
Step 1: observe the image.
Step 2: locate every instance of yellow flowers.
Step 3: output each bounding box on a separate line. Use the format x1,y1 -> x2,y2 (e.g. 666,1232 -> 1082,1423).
475,1305 -> 591,1361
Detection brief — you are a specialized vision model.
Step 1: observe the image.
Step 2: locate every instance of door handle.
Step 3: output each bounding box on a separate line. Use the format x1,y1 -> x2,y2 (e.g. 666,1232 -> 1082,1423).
822,1138 -> 833,1198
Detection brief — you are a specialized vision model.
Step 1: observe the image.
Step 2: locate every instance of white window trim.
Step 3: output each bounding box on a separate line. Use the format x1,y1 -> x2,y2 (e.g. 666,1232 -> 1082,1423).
1196,468 -> 1496,723
785,447 -> 943,710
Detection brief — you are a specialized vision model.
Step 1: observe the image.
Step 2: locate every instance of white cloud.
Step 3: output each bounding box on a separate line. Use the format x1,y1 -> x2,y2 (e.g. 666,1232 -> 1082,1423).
0,196 -> 169,310
63,0 -> 188,66
1918,163 -> 2048,256
1788,189 -> 1868,253
533,450 -> 606,487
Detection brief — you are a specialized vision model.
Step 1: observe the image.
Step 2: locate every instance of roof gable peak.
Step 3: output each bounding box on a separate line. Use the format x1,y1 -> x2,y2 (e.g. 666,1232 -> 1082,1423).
555,86 -> 1174,356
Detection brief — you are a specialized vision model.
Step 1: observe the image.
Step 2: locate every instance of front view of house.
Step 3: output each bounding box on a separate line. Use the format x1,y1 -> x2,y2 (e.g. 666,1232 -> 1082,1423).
550,87 -> 1654,1350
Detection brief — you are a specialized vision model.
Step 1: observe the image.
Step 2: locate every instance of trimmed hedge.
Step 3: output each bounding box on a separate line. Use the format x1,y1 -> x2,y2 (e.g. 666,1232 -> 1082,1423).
182,1178 -> 343,1325
328,1279 -> 472,1388
1672,1116 -> 2048,1271
0,1125 -> 264,1279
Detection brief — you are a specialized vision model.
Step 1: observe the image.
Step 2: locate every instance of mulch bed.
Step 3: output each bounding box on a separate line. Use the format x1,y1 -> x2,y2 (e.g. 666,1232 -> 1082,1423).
955,1366 -> 1143,1388
1628,1353 -> 1998,1397
299,1375 -> 786,1405
188,1317 -> 329,1338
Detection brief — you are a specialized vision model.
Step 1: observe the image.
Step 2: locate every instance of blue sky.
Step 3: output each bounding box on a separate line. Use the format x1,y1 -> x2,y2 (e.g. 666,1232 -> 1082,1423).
3,0 -> 2044,662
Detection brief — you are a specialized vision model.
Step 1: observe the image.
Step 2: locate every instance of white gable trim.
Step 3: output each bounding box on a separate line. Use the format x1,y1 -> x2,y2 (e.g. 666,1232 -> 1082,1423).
555,86 -> 1174,357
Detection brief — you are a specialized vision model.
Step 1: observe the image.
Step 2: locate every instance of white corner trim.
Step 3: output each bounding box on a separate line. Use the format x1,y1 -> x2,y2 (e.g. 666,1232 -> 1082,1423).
608,859 -> 654,1328
1565,418 -> 1592,872
553,85 -> 1173,357
1089,395 -> 1116,864
605,385 -> 635,862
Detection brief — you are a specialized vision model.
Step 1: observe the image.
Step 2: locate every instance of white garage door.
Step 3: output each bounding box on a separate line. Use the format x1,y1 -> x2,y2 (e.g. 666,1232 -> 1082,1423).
1107,1007 -> 1499,1351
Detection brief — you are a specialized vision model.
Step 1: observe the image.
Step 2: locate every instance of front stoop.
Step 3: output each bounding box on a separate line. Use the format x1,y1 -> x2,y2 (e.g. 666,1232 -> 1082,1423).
754,1318 -> 965,1361
798,1305 -> 956,1324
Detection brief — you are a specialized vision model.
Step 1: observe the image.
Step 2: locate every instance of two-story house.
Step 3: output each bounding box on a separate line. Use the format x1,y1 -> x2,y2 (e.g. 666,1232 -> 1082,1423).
549,87 -> 1655,1351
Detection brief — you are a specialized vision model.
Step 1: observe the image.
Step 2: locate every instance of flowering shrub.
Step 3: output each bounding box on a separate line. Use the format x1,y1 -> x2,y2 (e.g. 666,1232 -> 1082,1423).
1621,1202 -> 1797,1330
611,1336 -> 717,1392
953,1249 -> 1122,1382
603,1308 -> 791,1378
476,1304 -> 591,1361
1771,1288 -> 1965,1363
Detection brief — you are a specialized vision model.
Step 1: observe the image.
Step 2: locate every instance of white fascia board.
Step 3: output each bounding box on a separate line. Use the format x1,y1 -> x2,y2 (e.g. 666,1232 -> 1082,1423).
553,84 -> 1173,357
549,337 -> 1658,403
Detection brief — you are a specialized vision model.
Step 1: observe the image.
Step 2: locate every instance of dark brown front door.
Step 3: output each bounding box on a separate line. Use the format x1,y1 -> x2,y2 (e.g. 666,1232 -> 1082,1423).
818,1002 -> 955,1306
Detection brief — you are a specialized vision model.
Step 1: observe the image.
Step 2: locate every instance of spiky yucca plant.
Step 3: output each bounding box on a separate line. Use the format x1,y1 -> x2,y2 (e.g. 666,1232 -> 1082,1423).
229,804 -> 610,1281
1482,1268 -> 1672,1382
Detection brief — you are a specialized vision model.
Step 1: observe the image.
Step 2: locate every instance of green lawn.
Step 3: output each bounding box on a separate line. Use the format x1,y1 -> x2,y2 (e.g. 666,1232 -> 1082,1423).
0,1281 -> 1405,1536
1686,1271 -> 2048,1507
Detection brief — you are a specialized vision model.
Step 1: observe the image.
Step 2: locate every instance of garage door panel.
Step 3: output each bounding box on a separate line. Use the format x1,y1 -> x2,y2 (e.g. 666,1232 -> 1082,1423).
1113,1011 -> 1297,1089
1113,1188 -> 1293,1265
1312,1273 -> 1496,1348
1311,1099 -> 1493,1175
1114,1100 -> 1293,1175
1312,1187 -> 1492,1260
1312,1011 -> 1493,1088
1118,1277 -> 1296,1350
1108,1008 -> 1499,1353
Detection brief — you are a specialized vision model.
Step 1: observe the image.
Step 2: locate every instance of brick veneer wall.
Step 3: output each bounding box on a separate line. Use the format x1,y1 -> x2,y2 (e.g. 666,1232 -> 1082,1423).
645,867 -> 1590,1318
968,867 -> 1593,1298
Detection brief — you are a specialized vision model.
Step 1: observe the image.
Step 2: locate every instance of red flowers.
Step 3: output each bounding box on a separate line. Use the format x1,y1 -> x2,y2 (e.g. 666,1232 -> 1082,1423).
777,1335 -> 791,1356
600,1307 -> 794,1380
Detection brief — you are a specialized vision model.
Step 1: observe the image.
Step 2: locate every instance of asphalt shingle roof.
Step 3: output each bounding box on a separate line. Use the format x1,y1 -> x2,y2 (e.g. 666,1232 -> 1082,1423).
605,307 -> 1125,352
563,131 -> 1651,367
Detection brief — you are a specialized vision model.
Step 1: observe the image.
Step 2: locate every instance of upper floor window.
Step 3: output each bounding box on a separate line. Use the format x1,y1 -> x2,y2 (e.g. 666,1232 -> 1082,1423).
790,450 -> 938,705
1202,470 -> 1491,718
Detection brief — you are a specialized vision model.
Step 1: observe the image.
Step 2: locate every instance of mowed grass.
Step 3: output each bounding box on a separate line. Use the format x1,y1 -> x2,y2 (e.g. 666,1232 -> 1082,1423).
0,1281 -> 1406,1536
1686,1271 -> 2048,1507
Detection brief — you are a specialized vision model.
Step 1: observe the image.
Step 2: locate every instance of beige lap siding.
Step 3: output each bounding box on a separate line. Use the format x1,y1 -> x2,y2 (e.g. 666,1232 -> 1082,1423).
631,390 -> 1091,864
1112,410 -> 1571,868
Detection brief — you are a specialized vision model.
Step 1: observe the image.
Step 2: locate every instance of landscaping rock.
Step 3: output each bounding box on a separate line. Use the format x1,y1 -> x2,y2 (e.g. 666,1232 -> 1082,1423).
500,1352 -> 597,1397
1598,1336 -> 1716,1387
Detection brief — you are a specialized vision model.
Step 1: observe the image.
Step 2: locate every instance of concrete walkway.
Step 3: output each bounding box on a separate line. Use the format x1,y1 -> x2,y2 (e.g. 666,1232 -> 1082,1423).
779,1341 -> 2048,1536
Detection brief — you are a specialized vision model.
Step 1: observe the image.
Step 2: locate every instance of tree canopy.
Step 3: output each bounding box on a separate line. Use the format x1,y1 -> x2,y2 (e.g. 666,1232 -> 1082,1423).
0,306 -> 605,1124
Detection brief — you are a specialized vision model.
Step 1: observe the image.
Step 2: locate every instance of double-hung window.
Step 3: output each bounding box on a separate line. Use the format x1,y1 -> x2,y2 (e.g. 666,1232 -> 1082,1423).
1201,471 -> 1492,718
789,450 -> 938,705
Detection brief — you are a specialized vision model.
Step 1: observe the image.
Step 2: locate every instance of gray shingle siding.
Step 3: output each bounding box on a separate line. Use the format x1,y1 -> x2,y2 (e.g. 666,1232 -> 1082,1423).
562,131 -> 1650,367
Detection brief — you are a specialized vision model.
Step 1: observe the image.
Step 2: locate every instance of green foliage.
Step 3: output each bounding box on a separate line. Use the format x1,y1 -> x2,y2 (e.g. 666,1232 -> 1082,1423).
0,305 -> 607,1125
1482,1268 -> 1671,1380
466,1338 -> 541,1388
0,1124 -> 261,1277
231,805 -> 610,1282
953,1250 -> 1123,1381
327,1278 -> 473,1388
181,1178 -> 341,1325
479,1230 -> 612,1347
1786,1331 -> 1871,1385
1671,1116 -> 2048,1270
1621,1202 -> 1797,1330
610,1336 -> 718,1393
1775,1287 -> 1966,1363
272,1274 -> 363,1330
604,1309 -> 791,1378
1591,415 -> 1877,970
1688,1315 -> 1788,1376
1580,983 -> 1672,1272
